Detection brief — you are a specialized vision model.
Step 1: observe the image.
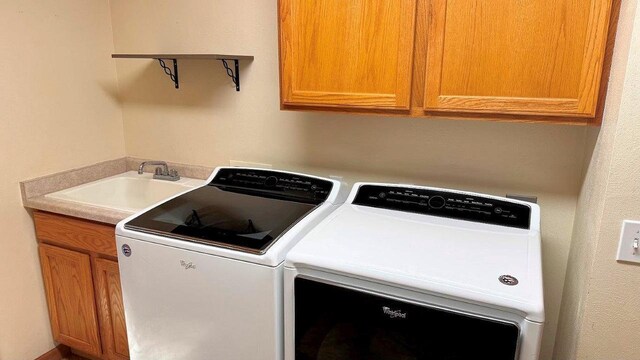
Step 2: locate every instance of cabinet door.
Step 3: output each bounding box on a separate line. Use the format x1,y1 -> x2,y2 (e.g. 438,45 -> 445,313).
39,244 -> 102,356
95,258 -> 130,360
424,0 -> 613,117
279,0 -> 417,110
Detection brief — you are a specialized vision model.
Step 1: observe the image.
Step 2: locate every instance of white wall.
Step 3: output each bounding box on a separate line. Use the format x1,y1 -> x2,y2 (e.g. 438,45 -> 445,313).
108,1 -> 591,357
0,1 -> 125,358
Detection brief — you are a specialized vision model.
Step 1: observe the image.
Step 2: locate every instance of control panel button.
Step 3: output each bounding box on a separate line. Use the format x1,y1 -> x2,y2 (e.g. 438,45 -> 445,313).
428,196 -> 446,209
265,176 -> 278,187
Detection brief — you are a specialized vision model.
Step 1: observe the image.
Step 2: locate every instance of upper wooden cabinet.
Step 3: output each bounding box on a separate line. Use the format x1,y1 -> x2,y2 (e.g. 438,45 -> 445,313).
278,0 -> 618,124
424,0 -> 614,118
279,0 -> 417,110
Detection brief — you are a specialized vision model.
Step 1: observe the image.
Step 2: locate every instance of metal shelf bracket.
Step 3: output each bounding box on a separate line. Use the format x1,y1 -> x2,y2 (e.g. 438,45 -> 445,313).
112,54 -> 252,91
156,58 -> 179,89
220,59 -> 240,91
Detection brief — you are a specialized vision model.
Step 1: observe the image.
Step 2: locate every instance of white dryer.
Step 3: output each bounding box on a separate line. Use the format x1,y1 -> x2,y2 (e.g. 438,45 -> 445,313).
284,183 -> 544,360
116,167 -> 348,360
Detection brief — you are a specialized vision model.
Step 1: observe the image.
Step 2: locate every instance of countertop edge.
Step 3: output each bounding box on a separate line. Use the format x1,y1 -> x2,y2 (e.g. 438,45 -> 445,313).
25,196 -> 133,225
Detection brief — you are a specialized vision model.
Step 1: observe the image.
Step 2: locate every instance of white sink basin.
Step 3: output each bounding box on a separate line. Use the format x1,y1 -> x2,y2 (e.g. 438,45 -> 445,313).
46,171 -> 206,212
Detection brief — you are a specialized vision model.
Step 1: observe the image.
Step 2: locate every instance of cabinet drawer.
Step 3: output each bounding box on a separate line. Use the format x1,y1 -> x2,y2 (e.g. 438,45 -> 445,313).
35,211 -> 117,257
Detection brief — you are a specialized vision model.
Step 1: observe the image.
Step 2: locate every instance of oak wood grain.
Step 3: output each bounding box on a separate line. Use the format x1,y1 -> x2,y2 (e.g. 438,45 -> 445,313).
424,0 -> 614,117
279,0 -> 618,124
35,212 -> 117,257
279,0 -> 417,110
39,244 -> 102,357
281,104 -> 594,126
593,0 -> 622,126
94,258 -> 130,360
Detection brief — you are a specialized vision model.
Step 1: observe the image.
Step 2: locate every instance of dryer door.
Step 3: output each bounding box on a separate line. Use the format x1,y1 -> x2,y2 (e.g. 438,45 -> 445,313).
294,278 -> 519,360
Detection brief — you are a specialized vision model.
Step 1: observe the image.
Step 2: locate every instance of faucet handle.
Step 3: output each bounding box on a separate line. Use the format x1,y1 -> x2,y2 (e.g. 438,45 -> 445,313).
152,167 -> 180,181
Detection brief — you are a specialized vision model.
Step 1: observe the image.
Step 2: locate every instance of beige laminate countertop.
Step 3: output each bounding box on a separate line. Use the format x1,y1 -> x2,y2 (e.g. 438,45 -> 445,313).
21,157 -> 213,225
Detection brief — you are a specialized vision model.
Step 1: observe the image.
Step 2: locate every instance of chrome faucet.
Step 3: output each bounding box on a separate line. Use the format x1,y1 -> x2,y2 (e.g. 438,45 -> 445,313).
138,161 -> 180,181
138,161 -> 168,175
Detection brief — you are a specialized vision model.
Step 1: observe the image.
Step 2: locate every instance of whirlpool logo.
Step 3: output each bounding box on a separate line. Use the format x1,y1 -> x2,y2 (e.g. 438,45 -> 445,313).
382,306 -> 407,319
180,260 -> 196,270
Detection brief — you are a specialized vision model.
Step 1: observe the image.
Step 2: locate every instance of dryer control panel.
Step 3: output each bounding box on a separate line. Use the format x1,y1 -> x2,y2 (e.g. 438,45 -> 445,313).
353,185 -> 531,229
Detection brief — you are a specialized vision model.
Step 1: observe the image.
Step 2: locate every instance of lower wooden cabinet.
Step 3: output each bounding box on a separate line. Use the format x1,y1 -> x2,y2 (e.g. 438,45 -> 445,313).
94,259 -> 130,360
35,211 -> 129,359
39,244 -> 103,356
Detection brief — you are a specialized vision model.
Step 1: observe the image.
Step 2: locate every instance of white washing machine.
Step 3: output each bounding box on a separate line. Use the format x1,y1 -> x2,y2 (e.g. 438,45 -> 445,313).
116,167 -> 347,360
284,183 -> 544,360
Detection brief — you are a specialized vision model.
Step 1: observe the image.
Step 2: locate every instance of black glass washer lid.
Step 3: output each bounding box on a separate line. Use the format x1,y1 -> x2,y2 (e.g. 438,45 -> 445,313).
124,184 -> 318,254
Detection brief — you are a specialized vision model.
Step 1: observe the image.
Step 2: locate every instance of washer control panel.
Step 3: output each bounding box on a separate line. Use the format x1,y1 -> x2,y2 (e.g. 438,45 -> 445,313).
353,185 -> 531,229
211,168 -> 333,203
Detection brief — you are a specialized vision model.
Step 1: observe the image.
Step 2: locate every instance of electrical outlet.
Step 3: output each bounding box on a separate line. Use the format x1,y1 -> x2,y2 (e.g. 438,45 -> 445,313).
229,160 -> 273,169
616,220 -> 640,264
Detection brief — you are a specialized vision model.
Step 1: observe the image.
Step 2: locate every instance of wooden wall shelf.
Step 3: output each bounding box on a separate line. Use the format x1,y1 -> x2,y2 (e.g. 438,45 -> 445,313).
112,53 -> 254,91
